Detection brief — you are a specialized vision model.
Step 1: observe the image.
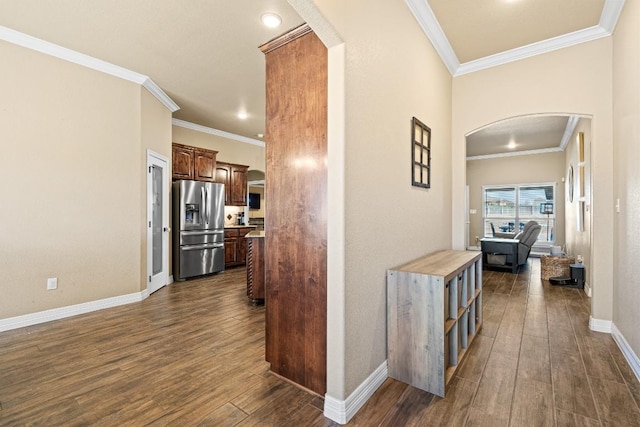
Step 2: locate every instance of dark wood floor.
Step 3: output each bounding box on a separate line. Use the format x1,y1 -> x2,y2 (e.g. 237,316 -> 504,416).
1,259 -> 639,426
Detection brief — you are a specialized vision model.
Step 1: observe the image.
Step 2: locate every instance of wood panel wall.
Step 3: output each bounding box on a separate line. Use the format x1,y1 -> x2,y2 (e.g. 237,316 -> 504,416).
261,25 -> 328,396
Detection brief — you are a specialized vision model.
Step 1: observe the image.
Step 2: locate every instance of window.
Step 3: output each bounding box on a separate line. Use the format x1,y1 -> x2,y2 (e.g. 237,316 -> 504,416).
411,117 -> 431,188
483,183 -> 556,244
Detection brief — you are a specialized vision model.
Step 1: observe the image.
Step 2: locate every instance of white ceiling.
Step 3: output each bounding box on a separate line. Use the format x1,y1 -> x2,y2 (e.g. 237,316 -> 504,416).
0,1 -> 624,154
466,115 -> 578,159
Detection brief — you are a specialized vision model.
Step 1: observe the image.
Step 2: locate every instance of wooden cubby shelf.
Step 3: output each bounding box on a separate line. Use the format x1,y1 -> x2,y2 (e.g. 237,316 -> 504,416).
387,250 -> 483,397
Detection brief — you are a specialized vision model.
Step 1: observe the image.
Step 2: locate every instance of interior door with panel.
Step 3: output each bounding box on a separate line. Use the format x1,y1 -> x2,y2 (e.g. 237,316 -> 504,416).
147,150 -> 170,294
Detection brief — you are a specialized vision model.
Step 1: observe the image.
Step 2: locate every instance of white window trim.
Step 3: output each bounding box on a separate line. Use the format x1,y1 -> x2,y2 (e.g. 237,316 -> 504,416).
482,182 -> 557,248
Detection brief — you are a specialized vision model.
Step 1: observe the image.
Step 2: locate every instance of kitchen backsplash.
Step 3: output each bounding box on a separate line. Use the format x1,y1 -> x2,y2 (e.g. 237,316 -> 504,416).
224,206 -> 247,226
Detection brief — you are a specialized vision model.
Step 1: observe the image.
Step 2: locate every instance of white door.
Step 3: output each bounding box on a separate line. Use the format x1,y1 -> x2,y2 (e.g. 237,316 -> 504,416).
147,150 -> 170,294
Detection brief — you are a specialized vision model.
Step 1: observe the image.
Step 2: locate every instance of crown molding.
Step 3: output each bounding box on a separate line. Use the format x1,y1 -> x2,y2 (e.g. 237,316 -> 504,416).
404,0 -> 459,75
406,0 -> 625,77
455,25 -> 610,76
467,147 -> 563,161
141,79 -> 179,112
560,116 -> 580,150
172,119 -> 265,147
0,25 -> 179,112
600,0 -> 626,31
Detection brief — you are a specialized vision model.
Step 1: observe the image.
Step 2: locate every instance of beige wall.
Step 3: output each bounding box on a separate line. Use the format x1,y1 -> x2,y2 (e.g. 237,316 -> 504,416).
467,151 -> 566,246
140,88 -> 173,287
563,118 -> 592,286
612,0 -> 640,360
0,41 -> 170,319
452,38 -> 614,322
172,125 -> 265,172
311,0 -> 453,398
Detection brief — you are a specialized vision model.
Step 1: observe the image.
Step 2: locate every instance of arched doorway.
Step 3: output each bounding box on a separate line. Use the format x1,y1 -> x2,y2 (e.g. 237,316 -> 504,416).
465,113 -> 593,294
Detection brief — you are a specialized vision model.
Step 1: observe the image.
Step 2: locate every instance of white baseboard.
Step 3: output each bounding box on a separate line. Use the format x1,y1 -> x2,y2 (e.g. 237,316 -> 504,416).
611,323 -> 640,383
0,291 -> 147,333
324,361 -> 388,425
583,281 -> 592,297
590,316 -> 612,333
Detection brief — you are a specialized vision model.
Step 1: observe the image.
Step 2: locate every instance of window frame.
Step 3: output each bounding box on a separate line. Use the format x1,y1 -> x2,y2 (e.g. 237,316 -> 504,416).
482,182 -> 557,246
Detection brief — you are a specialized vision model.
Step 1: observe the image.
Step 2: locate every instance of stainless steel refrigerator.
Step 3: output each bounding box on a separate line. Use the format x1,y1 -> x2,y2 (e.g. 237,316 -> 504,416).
172,180 -> 225,280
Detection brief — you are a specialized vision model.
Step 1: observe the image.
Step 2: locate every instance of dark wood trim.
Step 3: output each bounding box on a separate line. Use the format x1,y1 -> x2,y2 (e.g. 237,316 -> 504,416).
259,23 -> 313,54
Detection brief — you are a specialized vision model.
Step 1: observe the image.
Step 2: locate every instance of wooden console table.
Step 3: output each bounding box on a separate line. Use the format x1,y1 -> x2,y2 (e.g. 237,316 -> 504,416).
387,250 -> 482,397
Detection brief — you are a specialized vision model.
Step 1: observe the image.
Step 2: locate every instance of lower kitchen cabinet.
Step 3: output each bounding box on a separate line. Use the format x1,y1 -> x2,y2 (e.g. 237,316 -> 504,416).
224,227 -> 254,267
387,250 -> 483,397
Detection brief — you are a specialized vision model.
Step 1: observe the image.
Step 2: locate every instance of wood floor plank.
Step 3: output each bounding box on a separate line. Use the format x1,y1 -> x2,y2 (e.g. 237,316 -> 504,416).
548,322 -> 579,355
2,259 -> 639,425
345,378 -> 408,426
471,351 -> 518,421
589,375 -> 640,426
607,341 -> 640,409
456,334 -> 494,383
550,350 -> 599,419
556,409 -> 600,427
578,335 -> 625,383
517,334 -> 551,384
465,407 -> 509,426
510,377 -> 554,426
378,385 -> 435,426
417,376 -> 477,426
492,327 -> 523,360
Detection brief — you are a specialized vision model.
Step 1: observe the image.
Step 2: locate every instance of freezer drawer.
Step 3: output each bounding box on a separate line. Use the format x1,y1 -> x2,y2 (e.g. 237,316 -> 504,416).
180,230 -> 224,245
178,243 -> 224,280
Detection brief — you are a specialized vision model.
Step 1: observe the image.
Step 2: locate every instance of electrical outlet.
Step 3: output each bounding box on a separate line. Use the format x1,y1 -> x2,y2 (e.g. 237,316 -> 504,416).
47,277 -> 57,290
475,236 -> 479,244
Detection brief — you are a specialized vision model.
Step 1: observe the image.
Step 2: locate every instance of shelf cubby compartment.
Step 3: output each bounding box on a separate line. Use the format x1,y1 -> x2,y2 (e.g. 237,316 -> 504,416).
387,250 -> 483,397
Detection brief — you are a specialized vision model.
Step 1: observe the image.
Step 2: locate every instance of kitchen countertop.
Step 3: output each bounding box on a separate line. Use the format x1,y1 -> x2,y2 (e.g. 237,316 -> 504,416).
246,230 -> 265,238
224,225 -> 257,229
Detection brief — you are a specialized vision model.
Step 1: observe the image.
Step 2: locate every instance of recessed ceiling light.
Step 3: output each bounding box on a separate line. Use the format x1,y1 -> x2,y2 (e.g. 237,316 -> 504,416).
261,13 -> 282,28
237,112 -> 248,120
256,133 -> 264,138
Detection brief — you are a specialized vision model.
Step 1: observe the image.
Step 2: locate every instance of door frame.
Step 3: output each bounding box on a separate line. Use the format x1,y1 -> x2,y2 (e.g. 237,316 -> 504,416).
146,149 -> 170,294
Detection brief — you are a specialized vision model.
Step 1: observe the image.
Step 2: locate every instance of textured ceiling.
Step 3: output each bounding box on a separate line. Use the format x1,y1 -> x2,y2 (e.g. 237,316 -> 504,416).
429,0 -> 605,63
0,0 -> 614,152
466,116 -> 571,158
0,0 -> 304,140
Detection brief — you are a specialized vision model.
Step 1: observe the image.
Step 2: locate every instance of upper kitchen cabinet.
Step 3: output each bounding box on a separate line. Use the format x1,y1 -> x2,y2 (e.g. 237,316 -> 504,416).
171,143 -> 217,182
215,161 -> 249,206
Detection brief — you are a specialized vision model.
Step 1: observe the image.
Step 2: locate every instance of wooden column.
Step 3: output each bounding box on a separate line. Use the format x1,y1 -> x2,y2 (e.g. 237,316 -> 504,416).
260,24 -> 327,396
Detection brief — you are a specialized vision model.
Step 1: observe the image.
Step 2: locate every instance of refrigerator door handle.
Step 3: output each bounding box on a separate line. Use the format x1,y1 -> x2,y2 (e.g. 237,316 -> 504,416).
182,243 -> 224,251
181,230 -> 223,236
205,187 -> 210,224
200,186 -> 206,224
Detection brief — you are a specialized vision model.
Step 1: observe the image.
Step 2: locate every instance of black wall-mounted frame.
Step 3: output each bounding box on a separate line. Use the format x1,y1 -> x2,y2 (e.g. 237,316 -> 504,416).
411,117 -> 431,188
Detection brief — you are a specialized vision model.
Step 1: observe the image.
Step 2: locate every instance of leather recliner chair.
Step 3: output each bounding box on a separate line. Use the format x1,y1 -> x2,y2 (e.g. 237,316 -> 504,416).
480,221 -> 542,273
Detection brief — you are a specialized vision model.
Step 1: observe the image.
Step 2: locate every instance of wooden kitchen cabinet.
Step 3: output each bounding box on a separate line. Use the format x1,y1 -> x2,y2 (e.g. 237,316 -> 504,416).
215,161 -> 248,206
194,148 -> 216,181
171,143 -> 217,182
172,143 -> 195,180
223,227 -> 253,267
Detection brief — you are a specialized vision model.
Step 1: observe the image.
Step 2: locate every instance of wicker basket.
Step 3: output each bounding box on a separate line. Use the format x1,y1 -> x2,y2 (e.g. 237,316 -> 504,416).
541,255 -> 575,280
